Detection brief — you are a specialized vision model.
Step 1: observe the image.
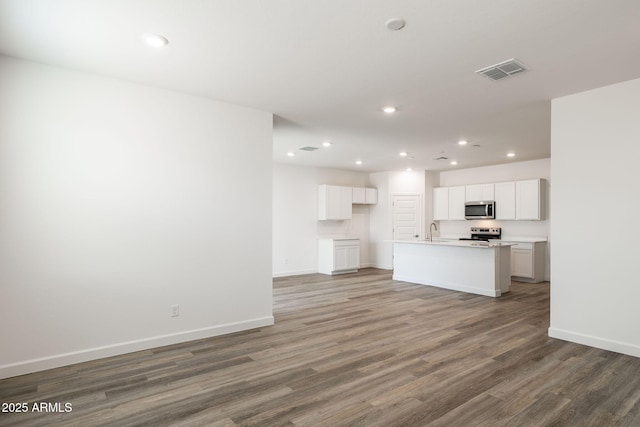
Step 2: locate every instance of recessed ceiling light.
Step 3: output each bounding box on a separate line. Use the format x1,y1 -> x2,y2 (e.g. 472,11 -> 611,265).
355,160 -> 363,165
406,168 -> 413,172
382,106 -> 396,114
507,152 -> 516,157
142,33 -> 169,47
287,152 -> 295,157
385,18 -> 406,31
322,141 -> 332,147
458,140 -> 468,145
399,151 -> 408,157
450,161 -> 458,165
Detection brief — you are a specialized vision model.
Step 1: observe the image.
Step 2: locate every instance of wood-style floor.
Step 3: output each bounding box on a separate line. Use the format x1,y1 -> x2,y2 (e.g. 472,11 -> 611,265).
2,268 -> 640,426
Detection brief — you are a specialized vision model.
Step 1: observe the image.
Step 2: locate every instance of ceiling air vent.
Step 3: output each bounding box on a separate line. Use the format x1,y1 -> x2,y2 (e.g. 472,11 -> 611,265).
476,58 -> 527,81
434,156 -> 449,161
299,146 -> 320,151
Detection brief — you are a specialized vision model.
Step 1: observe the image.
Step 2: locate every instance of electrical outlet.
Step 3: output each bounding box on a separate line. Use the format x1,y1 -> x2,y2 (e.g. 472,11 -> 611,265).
170,304 -> 180,317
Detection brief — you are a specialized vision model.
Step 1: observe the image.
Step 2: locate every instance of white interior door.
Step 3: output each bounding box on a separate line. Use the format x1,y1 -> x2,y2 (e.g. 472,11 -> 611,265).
392,195 -> 422,240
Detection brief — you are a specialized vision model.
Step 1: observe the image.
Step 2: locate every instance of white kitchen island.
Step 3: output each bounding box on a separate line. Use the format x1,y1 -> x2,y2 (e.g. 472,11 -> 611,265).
392,240 -> 512,297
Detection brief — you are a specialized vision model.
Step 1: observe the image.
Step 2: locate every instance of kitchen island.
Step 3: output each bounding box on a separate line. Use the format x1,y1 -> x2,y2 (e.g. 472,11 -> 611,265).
392,240 -> 512,297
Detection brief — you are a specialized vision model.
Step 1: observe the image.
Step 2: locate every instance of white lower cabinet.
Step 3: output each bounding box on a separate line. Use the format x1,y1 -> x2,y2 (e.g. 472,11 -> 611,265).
511,247 -> 534,278
507,241 -> 546,283
318,238 -> 360,275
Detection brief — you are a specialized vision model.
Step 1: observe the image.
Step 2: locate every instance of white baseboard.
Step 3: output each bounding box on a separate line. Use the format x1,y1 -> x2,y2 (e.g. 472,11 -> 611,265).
272,265 -> 390,278
392,274 -> 499,297
371,263 -> 393,270
0,316 -> 274,380
272,269 -> 317,278
548,327 -> 640,358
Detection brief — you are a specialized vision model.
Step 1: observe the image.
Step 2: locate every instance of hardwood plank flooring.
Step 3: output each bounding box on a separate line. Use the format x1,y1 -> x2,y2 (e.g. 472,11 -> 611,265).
2,268 -> 640,426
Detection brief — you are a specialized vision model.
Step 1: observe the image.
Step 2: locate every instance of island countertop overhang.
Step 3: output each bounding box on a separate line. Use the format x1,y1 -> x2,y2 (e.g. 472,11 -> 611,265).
387,239 -> 514,249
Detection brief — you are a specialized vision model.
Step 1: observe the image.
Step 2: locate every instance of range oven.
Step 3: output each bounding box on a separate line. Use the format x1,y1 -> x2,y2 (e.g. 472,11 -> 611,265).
459,227 -> 501,242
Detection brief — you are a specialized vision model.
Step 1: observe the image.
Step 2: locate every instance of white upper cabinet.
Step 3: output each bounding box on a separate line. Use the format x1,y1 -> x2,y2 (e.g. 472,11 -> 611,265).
352,187 -> 366,204
365,187 -> 377,204
318,185 -> 352,220
434,185 -> 479,220
352,187 -> 377,205
434,179 -> 544,221
494,181 -> 516,220
433,187 -> 449,220
465,184 -> 495,202
516,179 -> 544,220
448,186 -> 466,220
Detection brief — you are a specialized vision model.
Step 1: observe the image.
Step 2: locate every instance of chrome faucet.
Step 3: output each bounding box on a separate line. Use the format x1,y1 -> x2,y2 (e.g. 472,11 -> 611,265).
428,222 -> 438,242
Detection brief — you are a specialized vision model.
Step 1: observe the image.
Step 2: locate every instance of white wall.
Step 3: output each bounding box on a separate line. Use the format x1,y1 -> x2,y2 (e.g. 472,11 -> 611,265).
368,172 -> 392,269
549,77 -> 640,357
0,56 -> 274,378
368,170 -> 431,270
272,163 -> 370,276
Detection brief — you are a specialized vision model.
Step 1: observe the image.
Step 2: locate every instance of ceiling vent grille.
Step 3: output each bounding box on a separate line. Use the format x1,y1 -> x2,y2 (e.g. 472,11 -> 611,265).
476,58 -> 527,81
434,156 -> 449,161
299,146 -> 320,151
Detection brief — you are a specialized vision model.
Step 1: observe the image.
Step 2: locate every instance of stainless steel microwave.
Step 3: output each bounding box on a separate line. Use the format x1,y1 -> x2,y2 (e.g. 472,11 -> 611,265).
465,201 -> 495,220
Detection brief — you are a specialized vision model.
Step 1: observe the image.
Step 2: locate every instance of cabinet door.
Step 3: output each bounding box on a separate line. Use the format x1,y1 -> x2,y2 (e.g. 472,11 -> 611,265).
495,182 -> 516,220
465,185 -> 481,202
449,186 -> 466,220
516,180 -> 541,220
346,246 -> 360,269
334,246 -> 349,271
365,188 -> 378,204
465,184 -> 494,202
352,187 -> 366,204
512,249 -> 534,278
318,185 -> 352,220
480,184 -> 495,201
326,186 -> 343,219
338,186 -> 353,218
433,187 -> 449,220
333,244 -> 359,271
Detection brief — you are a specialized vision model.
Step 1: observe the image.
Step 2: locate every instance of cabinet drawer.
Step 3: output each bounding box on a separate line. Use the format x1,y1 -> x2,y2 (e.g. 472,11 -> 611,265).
510,242 -> 534,250
333,239 -> 359,247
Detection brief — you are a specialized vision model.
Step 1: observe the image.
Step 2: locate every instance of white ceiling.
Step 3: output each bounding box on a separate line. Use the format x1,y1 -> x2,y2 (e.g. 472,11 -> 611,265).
1,0 -> 639,172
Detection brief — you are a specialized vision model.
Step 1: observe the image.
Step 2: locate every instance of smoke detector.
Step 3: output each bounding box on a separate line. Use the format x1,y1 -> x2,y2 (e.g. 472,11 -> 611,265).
385,18 -> 406,31
476,58 -> 527,81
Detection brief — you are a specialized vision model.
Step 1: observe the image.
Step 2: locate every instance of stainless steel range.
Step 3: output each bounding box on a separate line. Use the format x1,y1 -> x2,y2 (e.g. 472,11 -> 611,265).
459,227 -> 501,242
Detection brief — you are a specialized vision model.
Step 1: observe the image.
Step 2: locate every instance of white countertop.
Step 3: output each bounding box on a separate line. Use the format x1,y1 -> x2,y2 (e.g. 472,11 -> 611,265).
497,237 -> 548,243
389,239 -> 514,249
317,236 -> 360,241
437,235 -> 547,243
